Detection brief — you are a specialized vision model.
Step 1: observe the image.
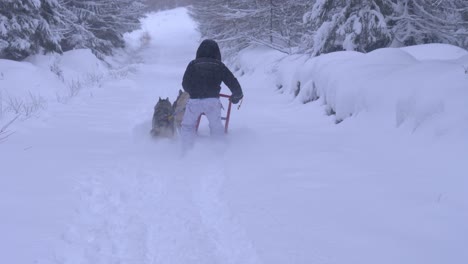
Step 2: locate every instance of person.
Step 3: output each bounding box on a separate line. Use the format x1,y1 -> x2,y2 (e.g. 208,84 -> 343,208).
181,39 -> 243,149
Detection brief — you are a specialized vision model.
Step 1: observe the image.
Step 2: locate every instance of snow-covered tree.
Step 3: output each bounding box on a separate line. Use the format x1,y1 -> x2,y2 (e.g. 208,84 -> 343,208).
61,0 -> 145,57
271,1 -> 312,53
301,0 -> 392,55
3,0 -> 464,61
191,1 -> 245,57
191,0 -> 311,56
246,0 -> 311,54
300,0 -> 467,54
0,0 -> 63,60
192,0 -> 467,57
389,0 -> 468,48
0,0 -> 146,60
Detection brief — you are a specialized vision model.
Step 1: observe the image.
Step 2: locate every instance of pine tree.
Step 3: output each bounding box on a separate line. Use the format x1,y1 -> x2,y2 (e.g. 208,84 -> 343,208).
302,0 -> 392,55
0,0 -> 63,60
61,0 -> 145,57
389,0 -> 468,48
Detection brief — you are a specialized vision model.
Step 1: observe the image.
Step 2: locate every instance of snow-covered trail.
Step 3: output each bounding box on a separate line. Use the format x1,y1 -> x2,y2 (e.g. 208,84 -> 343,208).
1,8 -> 261,264
1,8 -> 467,264
40,9 -> 260,264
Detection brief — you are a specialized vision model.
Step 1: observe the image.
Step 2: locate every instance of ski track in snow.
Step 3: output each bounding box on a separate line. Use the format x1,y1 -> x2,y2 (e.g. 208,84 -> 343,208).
36,9 -> 263,264
58,154 -> 260,264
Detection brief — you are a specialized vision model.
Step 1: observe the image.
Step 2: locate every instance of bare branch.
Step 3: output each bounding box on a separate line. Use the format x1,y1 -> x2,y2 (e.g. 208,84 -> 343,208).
0,115 -> 19,144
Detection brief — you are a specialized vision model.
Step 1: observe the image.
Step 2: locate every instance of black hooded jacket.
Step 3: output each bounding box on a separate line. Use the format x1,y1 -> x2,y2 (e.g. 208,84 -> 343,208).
182,39 -> 243,100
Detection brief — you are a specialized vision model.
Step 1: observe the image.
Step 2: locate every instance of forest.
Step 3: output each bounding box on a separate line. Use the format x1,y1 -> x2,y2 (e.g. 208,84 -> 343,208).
1,0 -> 467,60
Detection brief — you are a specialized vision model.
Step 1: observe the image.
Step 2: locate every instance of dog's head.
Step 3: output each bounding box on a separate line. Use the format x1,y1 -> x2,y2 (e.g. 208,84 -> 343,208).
155,97 -> 172,110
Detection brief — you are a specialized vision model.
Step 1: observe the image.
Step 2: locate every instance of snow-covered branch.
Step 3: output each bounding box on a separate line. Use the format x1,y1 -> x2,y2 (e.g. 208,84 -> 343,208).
191,0 -> 467,57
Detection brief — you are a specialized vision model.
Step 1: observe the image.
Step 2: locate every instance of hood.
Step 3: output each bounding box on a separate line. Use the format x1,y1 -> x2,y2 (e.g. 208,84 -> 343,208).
196,39 -> 221,60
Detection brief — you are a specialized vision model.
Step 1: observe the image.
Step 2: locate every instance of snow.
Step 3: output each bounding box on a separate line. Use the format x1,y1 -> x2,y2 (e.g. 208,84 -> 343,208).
402,43 -> 468,61
26,49 -> 107,82
236,45 -> 468,138
0,48 -> 107,123
1,7 -> 468,264
0,49 -> 110,264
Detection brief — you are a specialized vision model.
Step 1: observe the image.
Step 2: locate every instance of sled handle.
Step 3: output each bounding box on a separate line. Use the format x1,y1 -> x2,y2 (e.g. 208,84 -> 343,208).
195,94 -> 232,134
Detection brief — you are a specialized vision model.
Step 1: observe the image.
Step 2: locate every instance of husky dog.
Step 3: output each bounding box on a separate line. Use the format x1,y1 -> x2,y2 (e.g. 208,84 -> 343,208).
172,90 -> 190,131
151,97 -> 175,138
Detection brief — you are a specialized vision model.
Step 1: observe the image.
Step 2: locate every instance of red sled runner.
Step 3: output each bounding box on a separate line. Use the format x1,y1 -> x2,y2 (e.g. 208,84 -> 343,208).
195,93 -> 233,134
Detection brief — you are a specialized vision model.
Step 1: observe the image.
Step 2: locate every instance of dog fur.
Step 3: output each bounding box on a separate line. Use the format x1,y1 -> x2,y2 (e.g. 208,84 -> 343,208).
172,90 -> 190,132
151,97 -> 175,138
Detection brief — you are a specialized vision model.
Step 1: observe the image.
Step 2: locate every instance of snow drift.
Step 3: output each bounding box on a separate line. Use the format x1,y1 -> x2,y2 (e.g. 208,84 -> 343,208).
234,44 -> 468,138
0,49 -> 108,123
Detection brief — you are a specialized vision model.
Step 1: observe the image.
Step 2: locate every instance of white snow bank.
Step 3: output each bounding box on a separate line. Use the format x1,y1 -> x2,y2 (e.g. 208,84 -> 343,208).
0,49 -> 108,122
0,59 -> 63,99
402,43 -> 468,61
234,44 -> 468,138
26,49 -> 107,82
456,54 -> 468,66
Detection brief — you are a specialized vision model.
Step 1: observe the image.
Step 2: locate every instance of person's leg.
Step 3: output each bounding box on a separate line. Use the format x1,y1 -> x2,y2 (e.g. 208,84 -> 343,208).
181,99 -> 202,150
203,98 -> 224,138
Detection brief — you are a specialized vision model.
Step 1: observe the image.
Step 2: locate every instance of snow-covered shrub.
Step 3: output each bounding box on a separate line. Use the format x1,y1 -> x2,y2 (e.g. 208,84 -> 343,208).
23,92 -> 47,117
84,73 -> 104,88
5,96 -> 23,115
109,68 -> 130,80
66,79 -> 83,98
4,92 -> 47,117
50,61 -> 65,82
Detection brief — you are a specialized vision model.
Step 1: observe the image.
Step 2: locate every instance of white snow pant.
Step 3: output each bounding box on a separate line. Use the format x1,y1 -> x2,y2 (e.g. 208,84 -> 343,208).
181,98 -> 224,149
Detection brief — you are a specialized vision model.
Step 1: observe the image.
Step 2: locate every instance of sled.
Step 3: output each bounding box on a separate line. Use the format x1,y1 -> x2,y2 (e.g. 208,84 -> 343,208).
195,93 -> 232,134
